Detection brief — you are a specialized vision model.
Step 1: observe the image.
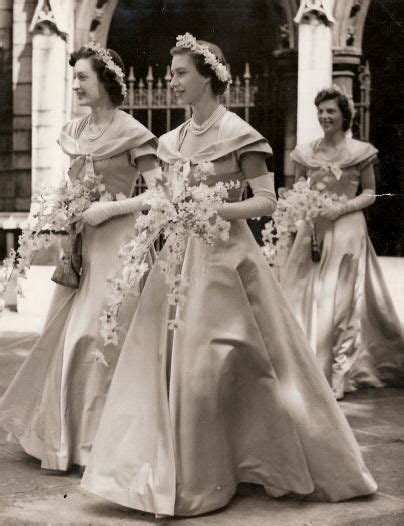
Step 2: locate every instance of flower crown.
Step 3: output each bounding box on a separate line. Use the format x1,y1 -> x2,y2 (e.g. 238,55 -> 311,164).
176,33 -> 231,84
331,84 -> 356,118
84,43 -> 127,98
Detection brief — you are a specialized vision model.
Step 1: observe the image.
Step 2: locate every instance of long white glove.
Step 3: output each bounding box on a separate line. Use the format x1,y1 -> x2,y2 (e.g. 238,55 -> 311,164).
81,167 -> 161,226
217,173 -> 277,220
321,188 -> 376,221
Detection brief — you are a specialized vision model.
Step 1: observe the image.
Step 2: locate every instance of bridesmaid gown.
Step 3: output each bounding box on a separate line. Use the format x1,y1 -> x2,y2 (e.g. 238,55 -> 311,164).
81,111 -> 377,516
282,138 -> 404,397
0,110 -> 157,470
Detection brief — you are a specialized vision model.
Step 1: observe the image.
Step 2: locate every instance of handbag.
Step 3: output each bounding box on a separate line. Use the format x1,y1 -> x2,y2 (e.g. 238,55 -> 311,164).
51,229 -> 83,288
311,226 -> 322,263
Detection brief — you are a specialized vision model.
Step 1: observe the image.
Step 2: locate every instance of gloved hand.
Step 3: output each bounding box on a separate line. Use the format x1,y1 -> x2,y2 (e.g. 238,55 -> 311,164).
80,166 -> 163,227
320,188 -> 376,221
320,204 -> 346,221
81,199 -> 143,226
217,173 -> 277,220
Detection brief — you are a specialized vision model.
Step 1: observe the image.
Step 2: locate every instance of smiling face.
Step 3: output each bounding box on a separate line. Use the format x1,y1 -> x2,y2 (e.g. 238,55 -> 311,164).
317,99 -> 344,136
72,58 -> 110,108
170,52 -> 210,105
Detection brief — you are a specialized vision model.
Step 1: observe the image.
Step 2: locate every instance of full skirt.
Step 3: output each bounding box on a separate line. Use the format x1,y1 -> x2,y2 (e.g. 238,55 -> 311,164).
281,211 -> 404,397
0,214 -> 152,470
81,219 -> 377,516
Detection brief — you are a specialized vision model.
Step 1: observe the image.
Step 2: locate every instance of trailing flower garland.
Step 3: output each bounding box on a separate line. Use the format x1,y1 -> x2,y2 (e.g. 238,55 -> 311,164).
261,178 -> 348,267
0,169 -> 112,313
100,160 -> 238,346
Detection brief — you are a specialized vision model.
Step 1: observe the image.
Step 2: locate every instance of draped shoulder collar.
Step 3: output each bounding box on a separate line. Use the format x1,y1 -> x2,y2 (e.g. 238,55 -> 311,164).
291,137 -> 378,169
158,111 -> 272,165
59,110 -> 157,161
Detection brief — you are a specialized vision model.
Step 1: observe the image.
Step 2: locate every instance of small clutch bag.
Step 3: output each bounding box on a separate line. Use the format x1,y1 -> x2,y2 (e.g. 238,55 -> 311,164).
51,229 -> 83,288
311,228 -> 322,263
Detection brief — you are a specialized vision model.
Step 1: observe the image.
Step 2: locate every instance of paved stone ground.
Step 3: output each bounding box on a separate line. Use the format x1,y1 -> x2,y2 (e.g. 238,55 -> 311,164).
0,388 -> 403,525
1,326 -> 404,525
0,255 -> 403,525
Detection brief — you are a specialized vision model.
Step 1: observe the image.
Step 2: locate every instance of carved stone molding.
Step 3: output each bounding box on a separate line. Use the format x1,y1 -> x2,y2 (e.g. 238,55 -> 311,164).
74,0 -> 118,49
29,0 -> 69,39
294,0 -> 335,26
89,0 -> 110,43
332,0 -> 372,53
279,23 -> 291,48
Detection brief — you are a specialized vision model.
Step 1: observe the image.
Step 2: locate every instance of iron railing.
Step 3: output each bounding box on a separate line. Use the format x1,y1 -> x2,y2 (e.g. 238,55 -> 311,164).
122,62 -> 257,133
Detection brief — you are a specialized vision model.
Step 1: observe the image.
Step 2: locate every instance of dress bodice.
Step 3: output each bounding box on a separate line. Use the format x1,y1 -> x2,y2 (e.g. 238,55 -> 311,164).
158,111 -> 272,203
81,150 -> 140,198
59,110 -> 157,199
291,138 -> 378,199
307,163 -> 362,199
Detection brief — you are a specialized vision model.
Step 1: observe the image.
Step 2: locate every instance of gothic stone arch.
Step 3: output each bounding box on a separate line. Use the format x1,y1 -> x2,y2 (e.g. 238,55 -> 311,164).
74,0 -> 119,49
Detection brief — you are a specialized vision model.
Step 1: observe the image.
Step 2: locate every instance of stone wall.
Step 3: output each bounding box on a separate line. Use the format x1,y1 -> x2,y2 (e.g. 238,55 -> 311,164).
0,0 -> 13,211
12,0 -> 37,211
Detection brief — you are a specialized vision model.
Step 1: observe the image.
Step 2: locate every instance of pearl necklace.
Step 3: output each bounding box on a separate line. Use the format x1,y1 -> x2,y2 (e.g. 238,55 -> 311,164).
189,105 -> 226,135
86,111 -> 116,141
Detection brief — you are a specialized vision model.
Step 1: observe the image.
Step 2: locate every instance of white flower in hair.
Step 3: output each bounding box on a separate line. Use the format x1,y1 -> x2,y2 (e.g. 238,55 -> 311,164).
331,84 -> 356,118
176,32 -> 231,84
84,43 -> 127,97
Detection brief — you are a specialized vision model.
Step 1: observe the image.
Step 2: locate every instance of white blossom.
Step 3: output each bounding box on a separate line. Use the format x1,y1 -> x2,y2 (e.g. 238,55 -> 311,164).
100,160 -> 238,346
176,33 -> 231,84
261,178 -> 348,266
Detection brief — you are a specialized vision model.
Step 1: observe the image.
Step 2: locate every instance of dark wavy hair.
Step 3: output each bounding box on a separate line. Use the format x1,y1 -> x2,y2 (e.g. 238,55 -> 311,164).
170,41 -> 228,96
69,47 -> 126,106
314,87 -> 353,132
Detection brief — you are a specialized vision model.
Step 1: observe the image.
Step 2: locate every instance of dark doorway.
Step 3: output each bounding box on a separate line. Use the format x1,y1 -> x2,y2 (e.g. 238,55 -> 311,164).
362,0 -> 404,256
107,0 -> 278,144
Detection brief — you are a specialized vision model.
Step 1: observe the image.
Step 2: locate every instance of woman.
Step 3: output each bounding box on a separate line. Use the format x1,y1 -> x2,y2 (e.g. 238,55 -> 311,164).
81,35 -> 376,516
0,45 -> 160,470
282,87 -> 404,400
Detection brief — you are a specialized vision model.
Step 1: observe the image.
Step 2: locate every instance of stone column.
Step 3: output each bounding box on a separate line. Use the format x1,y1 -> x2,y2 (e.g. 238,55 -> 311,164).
31,32 -> 69,194
332,48 -> 362,94
294,0 -> 335,144
16,1 -> 75,314
30,1 -> 74,197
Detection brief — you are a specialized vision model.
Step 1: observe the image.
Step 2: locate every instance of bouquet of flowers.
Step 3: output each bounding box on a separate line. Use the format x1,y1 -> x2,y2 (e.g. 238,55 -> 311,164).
0,169 -> 112,312
100,160 -> 238,347
261,178 -> 347,267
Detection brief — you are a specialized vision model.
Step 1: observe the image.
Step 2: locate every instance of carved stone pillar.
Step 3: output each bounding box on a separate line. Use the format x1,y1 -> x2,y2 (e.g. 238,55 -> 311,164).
294,0 -> 335,144
30,0 -> 74,197
332,50 -> 360,95
331,1 -> 373,136
332,0 -> 372,96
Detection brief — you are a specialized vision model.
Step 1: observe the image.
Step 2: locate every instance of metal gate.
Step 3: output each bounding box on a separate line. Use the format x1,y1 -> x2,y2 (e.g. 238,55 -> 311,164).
124,62 -> 258,198
122,62 -> 257,134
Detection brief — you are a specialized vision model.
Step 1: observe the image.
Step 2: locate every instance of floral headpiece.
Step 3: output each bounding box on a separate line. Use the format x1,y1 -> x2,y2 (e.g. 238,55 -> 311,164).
331,84 -> 356,118
175,33 -> 231,84
84,43 -> 127,97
